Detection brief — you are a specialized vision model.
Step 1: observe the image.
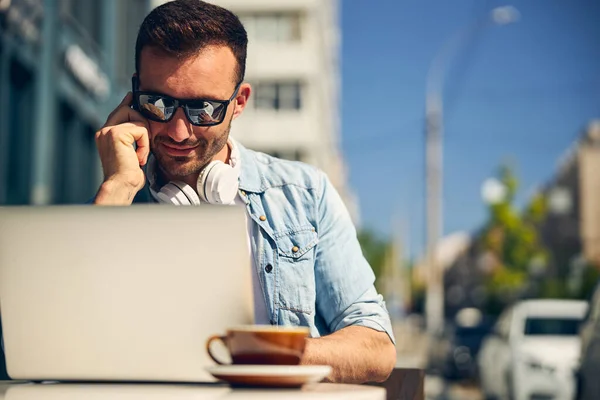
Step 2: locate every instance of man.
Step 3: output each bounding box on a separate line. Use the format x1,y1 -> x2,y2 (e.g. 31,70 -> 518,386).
94,0 -> 396,384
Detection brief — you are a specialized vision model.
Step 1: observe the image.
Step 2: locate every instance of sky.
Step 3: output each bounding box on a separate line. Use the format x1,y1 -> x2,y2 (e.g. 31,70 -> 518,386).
340,0 -> 600,259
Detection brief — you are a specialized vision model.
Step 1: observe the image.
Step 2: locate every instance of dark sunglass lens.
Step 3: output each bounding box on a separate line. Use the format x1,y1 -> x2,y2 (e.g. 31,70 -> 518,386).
186,101 -> 224,125
138,95 -> 175,121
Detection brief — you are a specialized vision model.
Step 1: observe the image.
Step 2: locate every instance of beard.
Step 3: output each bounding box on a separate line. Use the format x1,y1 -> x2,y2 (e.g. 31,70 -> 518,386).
151,117 -> 232,179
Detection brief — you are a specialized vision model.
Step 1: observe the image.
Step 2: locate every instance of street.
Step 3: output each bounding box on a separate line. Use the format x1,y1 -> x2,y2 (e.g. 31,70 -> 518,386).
425,375 -> 482,400
394,320 -> 483,400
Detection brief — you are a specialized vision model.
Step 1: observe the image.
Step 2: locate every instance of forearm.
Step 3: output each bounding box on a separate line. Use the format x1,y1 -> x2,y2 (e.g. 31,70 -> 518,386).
300,326 -> 396,384
93,179 -> 138,205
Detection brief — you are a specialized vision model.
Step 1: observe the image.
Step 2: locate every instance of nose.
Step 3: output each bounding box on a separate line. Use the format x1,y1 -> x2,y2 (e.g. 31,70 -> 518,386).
167,107 -> 193,143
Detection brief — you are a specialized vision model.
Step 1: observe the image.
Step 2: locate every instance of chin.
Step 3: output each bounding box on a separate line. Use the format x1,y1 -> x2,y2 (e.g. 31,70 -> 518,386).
158,155 -> 203,178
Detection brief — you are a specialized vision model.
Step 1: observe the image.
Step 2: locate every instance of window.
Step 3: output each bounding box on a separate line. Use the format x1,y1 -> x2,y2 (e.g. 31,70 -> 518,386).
253,81 -> 302,111
293,149 -> 305,162
5,0 -> 44,43
254,82 -> 277,110
4,58 -> 34,205
255,14 -> 279,42
279,82 -> 302,110
115,0 -> 148,87
54,101 -> 98,204
60,0 -> 103,48
523,317 -> 581,336
239,12 -> 301,43
264,149 -> 305,162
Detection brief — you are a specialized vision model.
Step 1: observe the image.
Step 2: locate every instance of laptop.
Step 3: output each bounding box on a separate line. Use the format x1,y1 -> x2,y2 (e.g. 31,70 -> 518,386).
0,205 -> 254,382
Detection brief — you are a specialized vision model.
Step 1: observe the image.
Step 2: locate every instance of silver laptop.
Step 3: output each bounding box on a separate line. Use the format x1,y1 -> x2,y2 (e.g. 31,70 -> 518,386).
0,205 -> 254,382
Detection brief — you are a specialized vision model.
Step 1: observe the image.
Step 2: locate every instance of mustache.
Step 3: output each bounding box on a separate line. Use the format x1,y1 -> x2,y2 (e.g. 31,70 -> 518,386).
152,135 -> 205,148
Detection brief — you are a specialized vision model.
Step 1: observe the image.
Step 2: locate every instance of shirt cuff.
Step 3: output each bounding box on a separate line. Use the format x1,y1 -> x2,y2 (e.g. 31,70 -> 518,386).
329,286 -> 396,345
347,318 -> 396,345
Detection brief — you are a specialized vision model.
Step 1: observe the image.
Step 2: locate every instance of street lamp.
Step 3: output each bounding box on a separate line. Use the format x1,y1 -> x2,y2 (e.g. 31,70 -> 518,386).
548,187 -> 573,215
481,177 -> 508,205
424,6 -> 520,334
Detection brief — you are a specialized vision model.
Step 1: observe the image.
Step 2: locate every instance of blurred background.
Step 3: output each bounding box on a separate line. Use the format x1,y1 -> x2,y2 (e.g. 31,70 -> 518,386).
1,0 -> 600,398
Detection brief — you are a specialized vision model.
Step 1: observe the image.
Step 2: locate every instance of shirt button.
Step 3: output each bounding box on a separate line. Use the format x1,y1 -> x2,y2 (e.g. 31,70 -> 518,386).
265,264 -> 273,273
240,190 -> 246,196
292,246 -> 299,253
259,215 -> 267,221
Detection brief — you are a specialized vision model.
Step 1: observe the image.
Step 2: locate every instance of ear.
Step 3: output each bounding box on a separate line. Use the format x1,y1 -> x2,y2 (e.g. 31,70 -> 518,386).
232,83 -> 252,120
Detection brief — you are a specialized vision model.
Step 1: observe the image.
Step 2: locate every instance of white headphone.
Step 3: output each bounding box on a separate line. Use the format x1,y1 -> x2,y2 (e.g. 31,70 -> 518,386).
147,140 -> 241,205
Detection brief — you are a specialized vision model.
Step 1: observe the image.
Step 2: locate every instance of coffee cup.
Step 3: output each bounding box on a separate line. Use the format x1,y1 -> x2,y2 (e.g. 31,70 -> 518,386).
206,325 -> 310,365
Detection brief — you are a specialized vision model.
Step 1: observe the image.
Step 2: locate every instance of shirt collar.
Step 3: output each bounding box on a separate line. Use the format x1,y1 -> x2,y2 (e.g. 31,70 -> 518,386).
233,137 -> 265,194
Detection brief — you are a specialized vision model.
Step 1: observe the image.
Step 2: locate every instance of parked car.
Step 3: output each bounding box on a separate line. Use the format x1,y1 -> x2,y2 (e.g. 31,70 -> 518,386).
426,308 -> 494,381
575,281 -> 600,400
441,318 -> 493,381
478,299 -> 587,400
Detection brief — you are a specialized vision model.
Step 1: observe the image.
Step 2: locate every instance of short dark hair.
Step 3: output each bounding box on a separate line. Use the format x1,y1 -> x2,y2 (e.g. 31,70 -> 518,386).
135,0 -> 247,84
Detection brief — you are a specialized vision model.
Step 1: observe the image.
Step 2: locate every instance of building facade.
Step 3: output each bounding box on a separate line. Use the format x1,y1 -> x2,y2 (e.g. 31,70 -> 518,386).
540,120 -> 600,271
578,122 -> 600,265
0,0 -> 149,206
150,0 -> 358,221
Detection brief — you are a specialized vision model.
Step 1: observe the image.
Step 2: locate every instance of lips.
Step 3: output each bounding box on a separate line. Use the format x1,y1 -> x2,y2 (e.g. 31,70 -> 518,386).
161,142 -> 199,157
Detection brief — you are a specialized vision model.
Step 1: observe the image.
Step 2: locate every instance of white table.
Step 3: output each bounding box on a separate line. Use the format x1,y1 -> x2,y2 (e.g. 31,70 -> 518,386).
0,382 -> 385,400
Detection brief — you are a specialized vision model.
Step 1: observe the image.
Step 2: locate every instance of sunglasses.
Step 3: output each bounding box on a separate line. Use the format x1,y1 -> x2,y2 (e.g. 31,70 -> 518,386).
132,77 -> 241,127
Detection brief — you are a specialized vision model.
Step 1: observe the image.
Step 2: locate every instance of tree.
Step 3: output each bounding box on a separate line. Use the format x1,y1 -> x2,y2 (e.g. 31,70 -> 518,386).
357,229 -> 416,317
480,165 -> 549,313
357,230 -> 389,290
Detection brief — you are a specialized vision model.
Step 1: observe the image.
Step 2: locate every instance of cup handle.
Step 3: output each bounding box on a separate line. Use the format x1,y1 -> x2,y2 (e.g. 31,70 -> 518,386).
206,335 -> 229,365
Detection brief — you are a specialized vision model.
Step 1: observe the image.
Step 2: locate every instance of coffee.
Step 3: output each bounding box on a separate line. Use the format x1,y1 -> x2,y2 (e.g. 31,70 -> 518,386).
206,325 -> 309,365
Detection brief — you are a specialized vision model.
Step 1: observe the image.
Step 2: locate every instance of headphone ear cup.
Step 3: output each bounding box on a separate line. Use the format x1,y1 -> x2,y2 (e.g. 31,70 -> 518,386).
197,161 -> 221,203
194,140 -> 242,205
201,162 -> 240,205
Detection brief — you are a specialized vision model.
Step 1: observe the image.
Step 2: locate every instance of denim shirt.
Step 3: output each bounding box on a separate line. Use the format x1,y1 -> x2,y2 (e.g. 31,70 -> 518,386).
135,141 -> 395,343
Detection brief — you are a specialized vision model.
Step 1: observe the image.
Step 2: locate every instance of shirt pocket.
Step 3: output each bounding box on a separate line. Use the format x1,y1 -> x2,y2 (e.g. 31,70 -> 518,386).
273,226 -> 319,314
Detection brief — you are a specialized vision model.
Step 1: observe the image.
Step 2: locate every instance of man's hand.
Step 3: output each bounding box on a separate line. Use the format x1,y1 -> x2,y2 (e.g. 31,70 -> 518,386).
94,92 -> 150,205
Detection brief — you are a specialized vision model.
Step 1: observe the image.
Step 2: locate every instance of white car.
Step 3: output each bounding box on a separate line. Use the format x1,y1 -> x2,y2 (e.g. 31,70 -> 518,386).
478,299 -> 588,400
575,282 -> 600,400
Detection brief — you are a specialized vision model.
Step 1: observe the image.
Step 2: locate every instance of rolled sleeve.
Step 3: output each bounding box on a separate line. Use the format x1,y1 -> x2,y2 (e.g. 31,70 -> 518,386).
330,286 -> 396,344
314,171 -> 395,344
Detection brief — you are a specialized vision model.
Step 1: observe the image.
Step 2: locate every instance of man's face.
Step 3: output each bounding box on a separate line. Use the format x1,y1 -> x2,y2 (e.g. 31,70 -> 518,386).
138,45 -> 245,179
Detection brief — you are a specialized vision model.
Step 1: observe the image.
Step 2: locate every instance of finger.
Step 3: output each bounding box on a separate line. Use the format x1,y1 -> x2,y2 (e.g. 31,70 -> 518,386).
105,104 -> 149,129
99,122 -> 148,149
135,133 -> 150,167
123,124 -> 151,166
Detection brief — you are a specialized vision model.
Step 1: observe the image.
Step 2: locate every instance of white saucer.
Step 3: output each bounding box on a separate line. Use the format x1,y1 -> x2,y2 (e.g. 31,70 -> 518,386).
206,365 -> 332,388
